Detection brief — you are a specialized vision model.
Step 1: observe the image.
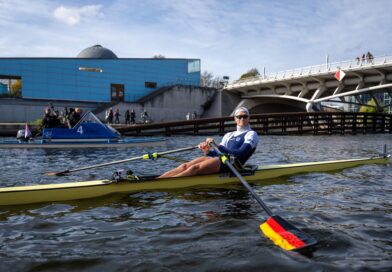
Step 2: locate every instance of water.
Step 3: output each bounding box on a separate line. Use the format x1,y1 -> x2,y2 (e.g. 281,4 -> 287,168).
0,135 -> 391,271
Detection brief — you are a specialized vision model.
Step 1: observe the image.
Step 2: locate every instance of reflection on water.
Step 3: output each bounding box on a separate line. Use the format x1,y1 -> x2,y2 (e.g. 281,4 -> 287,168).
0,134 -> 391,271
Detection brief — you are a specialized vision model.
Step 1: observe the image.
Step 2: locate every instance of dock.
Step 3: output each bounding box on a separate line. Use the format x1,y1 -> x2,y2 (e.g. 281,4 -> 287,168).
0,112 -> 390,137
116,112 -> 392,136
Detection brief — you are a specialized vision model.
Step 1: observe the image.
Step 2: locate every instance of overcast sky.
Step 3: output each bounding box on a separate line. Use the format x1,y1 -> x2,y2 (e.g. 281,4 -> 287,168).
0,0 -> 391,80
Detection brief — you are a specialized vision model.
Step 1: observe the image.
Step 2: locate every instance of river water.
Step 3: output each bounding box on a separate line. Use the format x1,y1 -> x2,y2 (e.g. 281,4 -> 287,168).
0,134 -> 391,271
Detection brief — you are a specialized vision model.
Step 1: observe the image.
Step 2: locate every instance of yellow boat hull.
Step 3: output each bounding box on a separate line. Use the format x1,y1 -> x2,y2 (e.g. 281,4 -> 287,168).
0,156 -> 389,206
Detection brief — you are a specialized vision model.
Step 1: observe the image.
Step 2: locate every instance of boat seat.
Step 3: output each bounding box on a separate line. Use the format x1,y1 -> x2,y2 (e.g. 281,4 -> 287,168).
241,164 -> 258,171
228,164 -> 258,177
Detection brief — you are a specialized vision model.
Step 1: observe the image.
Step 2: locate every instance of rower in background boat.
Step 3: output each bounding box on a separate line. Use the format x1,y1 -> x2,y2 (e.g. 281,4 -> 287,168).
158,107 -> 259,178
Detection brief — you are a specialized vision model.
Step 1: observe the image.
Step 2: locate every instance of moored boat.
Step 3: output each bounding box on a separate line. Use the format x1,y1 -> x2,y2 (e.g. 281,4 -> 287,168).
0,137 -> 166,148
0,112 -> 165,148
0,154 -> 389,206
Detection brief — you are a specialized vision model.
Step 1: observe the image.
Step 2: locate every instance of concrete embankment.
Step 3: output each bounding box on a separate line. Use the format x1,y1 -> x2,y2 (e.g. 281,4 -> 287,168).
0,85 -> 236,124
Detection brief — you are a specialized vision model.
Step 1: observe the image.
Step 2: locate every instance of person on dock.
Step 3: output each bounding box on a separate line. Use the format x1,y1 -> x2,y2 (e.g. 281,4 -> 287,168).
114,109 -> 121,124
106,108 -> 114,124
130,109 -> 136,124
125,109 -> 130,124
158,107 -> 259,178
141,110 -> 149,123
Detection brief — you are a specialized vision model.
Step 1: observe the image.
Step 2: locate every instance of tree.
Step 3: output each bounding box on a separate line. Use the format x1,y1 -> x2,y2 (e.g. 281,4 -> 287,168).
239,68 -> 260,80
359,98 -> 378,113
200,71 -> 225,88
11,79 -> 22,97
201,71 -> 214,87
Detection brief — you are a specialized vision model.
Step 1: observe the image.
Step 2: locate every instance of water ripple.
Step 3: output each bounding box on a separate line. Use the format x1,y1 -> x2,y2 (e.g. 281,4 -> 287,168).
0,134 -> 391,271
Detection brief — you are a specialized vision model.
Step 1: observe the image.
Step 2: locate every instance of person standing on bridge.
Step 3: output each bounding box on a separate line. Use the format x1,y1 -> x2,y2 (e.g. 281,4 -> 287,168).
366,51 -> 374,64
158,107 -> 259,178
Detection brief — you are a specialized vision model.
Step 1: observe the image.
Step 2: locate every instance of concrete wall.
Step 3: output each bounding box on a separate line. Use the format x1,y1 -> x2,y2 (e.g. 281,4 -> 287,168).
139,86 -> 217,122
0,86 -> 220,123
201,90 -> 242,118
221,91 -> 242,116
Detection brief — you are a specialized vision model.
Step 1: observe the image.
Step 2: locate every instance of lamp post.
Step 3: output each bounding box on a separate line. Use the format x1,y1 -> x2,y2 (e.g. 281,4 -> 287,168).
326,55 -> 329,71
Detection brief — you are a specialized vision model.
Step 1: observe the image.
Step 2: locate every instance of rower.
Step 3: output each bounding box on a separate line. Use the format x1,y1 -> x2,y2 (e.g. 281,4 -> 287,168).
158,107 -> 259,178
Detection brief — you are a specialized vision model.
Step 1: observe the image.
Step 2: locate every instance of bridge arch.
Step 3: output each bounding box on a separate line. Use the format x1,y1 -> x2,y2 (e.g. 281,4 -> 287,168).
237,96 -> 307,114
225,55 -> 392,114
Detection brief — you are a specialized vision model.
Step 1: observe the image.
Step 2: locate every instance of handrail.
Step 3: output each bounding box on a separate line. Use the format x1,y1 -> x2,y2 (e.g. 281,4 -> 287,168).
227,55 -> 392,88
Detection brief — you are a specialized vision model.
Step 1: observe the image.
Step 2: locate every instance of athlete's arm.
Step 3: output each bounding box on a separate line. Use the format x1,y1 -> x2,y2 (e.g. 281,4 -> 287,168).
217,143 -> 253,162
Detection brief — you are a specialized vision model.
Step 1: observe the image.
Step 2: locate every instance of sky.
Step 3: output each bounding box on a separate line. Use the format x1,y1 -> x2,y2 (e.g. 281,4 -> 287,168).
0,0 -> 391,80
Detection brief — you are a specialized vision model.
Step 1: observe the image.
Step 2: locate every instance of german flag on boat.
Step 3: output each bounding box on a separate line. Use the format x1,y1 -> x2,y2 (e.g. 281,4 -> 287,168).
260,215 -> 317,251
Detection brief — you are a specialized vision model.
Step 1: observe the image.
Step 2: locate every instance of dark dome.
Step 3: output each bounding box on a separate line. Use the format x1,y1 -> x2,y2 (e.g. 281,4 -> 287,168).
77,45 -> 118,59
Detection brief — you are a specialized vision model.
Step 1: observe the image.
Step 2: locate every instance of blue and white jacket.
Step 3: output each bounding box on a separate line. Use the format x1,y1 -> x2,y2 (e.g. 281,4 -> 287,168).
209,126 -> 259,164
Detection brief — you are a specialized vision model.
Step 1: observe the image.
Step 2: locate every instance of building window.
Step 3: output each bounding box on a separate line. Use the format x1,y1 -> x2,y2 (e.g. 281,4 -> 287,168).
111,84 -> 124,102
188,60 -> 200,73
145,82 -> 157,88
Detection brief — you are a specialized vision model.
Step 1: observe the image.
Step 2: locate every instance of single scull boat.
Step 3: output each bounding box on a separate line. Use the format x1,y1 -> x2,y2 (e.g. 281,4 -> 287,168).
0,154 -> 389,206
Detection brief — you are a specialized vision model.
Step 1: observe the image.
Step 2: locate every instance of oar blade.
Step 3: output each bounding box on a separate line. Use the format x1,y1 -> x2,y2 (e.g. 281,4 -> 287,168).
260,215 -> 317,251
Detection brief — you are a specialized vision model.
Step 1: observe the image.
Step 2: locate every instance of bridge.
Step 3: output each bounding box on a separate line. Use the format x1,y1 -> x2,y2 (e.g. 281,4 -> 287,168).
224,55 -> 392,114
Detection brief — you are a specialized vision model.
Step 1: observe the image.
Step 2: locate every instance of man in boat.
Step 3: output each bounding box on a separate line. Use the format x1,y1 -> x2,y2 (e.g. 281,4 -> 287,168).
42,108 -> 62,128
159,107 -> 259,178
67,107 -> 83,128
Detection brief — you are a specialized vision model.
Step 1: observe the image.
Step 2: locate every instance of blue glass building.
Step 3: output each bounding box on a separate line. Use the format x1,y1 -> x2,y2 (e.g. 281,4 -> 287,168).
0,45 -> 201,102
0,82 -> 7,94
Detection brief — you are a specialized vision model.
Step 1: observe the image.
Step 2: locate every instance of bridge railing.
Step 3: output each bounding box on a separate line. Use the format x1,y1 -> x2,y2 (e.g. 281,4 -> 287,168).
227,55 -> 392,88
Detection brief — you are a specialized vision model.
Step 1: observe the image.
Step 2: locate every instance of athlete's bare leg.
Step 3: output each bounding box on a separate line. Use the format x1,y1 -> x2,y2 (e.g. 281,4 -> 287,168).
172,157 -> 220,177
158,157 -> 210,178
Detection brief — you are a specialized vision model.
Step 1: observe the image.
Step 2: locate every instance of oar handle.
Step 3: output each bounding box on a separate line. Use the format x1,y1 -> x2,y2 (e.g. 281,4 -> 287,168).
47,146 -> 198,176
210,142 -> 274,216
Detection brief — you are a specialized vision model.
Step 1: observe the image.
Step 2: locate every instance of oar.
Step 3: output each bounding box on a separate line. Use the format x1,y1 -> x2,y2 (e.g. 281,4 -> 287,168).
158,154 -> 188,163
210,142 -> 317,252
46,146 -> 198,176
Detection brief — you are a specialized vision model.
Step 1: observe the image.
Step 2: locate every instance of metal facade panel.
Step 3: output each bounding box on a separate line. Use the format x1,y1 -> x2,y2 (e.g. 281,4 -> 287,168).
0,58 -> 201,102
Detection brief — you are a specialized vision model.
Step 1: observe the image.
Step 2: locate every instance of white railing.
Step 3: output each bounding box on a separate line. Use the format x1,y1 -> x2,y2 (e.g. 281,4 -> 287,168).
226,55 -> 392,89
